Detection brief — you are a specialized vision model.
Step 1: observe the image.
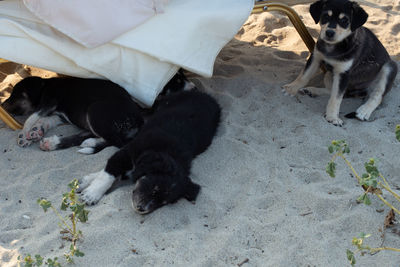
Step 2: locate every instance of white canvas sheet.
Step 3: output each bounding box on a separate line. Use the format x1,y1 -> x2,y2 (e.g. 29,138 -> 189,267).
0,0 -> 253,106
23,0 -> 168,48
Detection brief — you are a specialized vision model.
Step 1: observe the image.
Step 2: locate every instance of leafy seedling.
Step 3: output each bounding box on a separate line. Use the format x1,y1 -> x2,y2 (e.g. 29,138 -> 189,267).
19,179 -> 89,267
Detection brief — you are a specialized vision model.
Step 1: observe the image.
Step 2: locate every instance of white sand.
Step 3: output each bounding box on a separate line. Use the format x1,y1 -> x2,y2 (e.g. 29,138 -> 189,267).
1,1 -> 400,266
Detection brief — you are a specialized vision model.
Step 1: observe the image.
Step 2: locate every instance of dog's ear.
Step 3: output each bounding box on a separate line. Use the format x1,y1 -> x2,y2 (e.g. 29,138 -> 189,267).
351,2 -> 368,31
183,178 -> 200,202
310,0 -> 325,24
24,77 -> 46,106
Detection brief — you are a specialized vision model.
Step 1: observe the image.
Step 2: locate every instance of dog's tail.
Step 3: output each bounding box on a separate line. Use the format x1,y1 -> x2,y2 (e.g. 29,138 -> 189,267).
77,139 -> 110,154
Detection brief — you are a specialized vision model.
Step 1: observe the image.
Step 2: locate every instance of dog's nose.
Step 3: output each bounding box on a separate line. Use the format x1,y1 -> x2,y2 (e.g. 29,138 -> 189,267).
325,30 -> 335,38
136,204 -> 145,212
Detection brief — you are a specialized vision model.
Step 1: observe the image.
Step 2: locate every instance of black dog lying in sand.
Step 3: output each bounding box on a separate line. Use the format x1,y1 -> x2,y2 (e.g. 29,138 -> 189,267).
77,90 -> 221,214
2,72 -> 194,154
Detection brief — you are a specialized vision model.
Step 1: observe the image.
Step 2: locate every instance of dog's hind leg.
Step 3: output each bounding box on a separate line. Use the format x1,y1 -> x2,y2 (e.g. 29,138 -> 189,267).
282,52 -> 322,96
77,138 -> 108,154
86,101 -> 143,149
39,131 -> 94,151
355,61 -> 398,121
17,114 -> 63,147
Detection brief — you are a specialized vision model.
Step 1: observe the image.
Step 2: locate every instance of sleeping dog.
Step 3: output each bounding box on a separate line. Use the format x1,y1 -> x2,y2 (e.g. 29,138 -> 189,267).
2,72 -> 194,153
283,0 -> 397,126
77,90 -> 221,214
2,76 -> 144,153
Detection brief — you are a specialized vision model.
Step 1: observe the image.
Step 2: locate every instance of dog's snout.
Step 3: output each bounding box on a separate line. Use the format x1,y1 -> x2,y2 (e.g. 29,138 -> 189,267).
136,204 -> 145,212
325,30 -> 335,38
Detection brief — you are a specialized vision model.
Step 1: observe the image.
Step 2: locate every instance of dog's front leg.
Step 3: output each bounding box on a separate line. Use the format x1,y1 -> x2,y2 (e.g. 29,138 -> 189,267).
325,72 -> 349,126
282,52 -> 322,96
78,147 -> 133,205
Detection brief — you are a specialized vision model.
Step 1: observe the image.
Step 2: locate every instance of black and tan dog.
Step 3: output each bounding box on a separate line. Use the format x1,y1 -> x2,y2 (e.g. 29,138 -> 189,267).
77,90 -> 221,214
283,0 -> 397,126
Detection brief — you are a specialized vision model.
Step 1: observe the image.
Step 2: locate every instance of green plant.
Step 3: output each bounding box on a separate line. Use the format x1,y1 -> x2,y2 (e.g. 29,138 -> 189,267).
346,232 -> 400,267
18,179 -> 89,266
326,140 -> 400,265
327,140 -> 398,209
396,125 -> 400,142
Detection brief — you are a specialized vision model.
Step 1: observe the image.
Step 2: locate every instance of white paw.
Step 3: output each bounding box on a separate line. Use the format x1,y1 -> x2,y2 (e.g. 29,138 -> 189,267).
27,125 -> 45,141
80,138 -> 98,148
355,105 -> 373,121
77,171 -> 101,192
325,114 -> 343,126
39,135 -> 60,151
17,131 -> 32,148
282,83 -> 301,96
77,147 -> 95,154
79,170 -> 115,205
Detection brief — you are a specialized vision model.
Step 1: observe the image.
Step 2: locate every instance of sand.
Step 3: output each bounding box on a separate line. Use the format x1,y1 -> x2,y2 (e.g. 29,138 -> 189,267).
1,1 -> 400,266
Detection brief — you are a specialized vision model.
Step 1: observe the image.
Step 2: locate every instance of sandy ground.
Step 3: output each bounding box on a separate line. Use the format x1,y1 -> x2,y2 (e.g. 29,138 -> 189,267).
1,1 -> 400,266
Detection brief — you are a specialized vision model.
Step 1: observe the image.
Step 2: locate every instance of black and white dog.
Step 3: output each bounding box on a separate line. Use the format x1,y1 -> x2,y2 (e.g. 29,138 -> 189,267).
77,90 -> 221,214
2,76 -> 144,153
283,0 -> 397,126
2,71 -> 194,153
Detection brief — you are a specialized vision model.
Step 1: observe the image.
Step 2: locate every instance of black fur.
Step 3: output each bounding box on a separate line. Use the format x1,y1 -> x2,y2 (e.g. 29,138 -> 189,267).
160,69 -> 194,96
100,90 -> 220,214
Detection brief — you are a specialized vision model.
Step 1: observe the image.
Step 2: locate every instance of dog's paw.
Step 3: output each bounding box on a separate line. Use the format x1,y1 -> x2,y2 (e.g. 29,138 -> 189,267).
324,114 -> 343,126
26,126 -> 45,141
39,135 -> 60,151
282,83 -> 300,96
355,105 -> 373,121
17,132 -> 32,148
299,87 -> 330,97
77,148 -> 95,154
299,88 -> 314,97
77,171 -> 101,193
78,170 -> 115,205
80,138 -> 98,148
80,187 -> 102,205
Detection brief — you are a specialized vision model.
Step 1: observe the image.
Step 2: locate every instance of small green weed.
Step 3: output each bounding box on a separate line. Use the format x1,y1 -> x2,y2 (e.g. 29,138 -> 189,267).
326,140 -> 400,265
18,179 -> 89,266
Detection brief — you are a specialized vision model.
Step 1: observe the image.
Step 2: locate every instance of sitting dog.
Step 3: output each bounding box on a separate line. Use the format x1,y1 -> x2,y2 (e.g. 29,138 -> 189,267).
77,90 -> 221,214
283,0 -> 397,126
2,76 -> 144,153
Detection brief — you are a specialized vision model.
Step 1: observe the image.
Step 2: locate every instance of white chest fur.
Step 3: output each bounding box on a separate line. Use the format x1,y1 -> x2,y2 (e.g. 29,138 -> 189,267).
323,57 -> 354,74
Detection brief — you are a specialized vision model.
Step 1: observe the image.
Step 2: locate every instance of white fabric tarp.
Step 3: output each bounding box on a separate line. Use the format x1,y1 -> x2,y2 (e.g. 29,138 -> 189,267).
0,0 -> 253,106
23,0 -> 168,48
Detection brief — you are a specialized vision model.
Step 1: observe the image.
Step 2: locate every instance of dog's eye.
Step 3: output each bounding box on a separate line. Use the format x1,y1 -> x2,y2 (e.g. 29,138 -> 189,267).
152,187 -> 159,196
339,17 -> 349,27
321,13 -> 330,23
